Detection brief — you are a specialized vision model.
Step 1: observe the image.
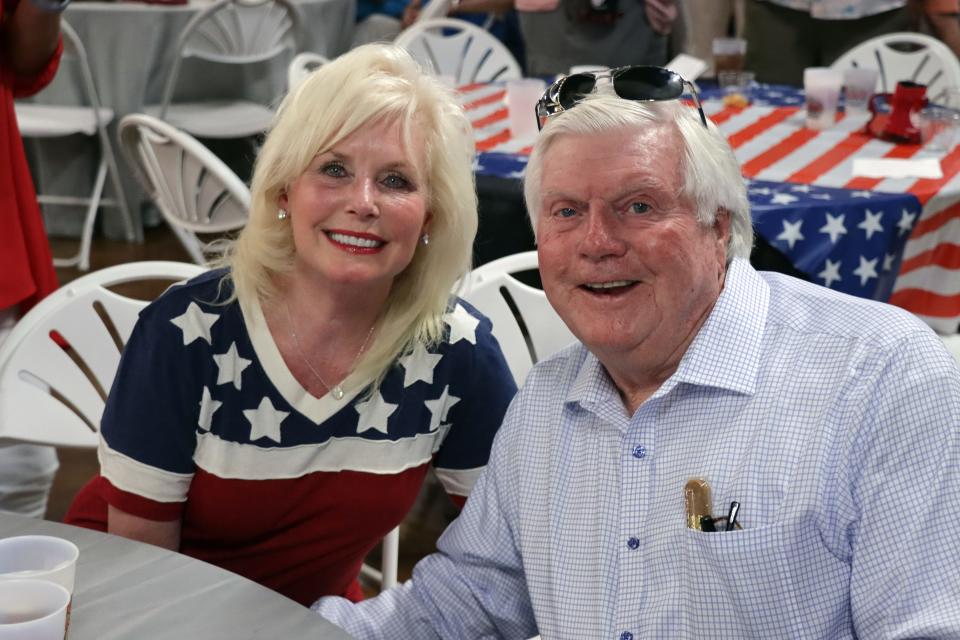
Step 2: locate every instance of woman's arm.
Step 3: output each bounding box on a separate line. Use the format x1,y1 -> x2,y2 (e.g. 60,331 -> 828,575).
108,505 -> 182,551
4,0 -> 62,77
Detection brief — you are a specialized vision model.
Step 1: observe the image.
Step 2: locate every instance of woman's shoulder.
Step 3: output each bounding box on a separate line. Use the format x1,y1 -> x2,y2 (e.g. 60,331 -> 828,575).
135,268 -> 238,334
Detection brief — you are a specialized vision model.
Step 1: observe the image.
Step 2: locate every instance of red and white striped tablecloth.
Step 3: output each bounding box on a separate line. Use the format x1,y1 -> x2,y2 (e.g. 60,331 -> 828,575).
458,83 -> 960,334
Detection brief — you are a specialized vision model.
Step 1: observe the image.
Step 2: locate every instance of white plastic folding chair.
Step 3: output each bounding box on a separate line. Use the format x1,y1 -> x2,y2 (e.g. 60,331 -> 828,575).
460,251 -> 575,385
287,51 -> 329,92
394,17 -> 521,84
831,32 -> 960,102
149,0 -> 304,138
14,20 -> 136,271
0,262 -> 204,449
118,114 -> 251,265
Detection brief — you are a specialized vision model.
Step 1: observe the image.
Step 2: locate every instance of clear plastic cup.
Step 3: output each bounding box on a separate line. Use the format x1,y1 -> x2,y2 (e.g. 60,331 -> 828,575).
843,67 -> 879,112
804,67 -> 843,130
506,78 -> 547,142
0,536 -> 79,637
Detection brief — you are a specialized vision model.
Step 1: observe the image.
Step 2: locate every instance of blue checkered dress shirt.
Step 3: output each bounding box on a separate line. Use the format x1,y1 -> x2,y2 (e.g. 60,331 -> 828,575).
315,258 -> 960,639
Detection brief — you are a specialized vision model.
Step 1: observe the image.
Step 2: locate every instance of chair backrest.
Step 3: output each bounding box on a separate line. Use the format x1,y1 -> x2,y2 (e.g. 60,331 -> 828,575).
830,31 -> 960,102
394,18 -> 522,84
0,262 -> 205,448
119,114 -> 250,241
287,51 -> 329,92
415,0 -> 451,23
158,0 -> 304,116
459,251 -> 576,385
18,21 -> 110,139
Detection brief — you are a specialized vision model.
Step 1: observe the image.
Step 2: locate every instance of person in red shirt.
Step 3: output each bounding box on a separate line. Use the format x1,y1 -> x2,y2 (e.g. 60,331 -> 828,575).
0,0 -> 64,517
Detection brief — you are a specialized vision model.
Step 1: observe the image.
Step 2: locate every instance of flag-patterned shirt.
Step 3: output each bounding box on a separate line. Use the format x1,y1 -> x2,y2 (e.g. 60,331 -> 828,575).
68,269 -> 517,606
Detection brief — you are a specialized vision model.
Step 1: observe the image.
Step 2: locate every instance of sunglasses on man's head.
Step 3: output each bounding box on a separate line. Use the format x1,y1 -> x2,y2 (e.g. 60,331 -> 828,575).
535,65 -> 708,131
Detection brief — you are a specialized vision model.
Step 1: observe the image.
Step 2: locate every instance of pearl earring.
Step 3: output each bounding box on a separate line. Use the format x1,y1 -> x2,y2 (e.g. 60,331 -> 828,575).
420,232 -> 430,246
278,208 -> 288,221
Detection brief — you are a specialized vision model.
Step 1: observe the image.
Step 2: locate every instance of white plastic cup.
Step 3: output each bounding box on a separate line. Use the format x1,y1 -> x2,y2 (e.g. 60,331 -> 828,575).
0,579 -> 70,639
843,67 -> 879,112
505,78 -> 546,142
804,67 -> 843,129
0,536 -> 79,636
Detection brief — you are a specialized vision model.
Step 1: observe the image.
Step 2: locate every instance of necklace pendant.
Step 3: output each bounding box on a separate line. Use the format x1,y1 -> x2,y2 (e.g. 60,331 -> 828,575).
331,385 -> 345,400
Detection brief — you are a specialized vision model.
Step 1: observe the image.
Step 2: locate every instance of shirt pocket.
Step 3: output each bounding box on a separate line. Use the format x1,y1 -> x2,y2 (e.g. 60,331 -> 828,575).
681,524 -> 808,637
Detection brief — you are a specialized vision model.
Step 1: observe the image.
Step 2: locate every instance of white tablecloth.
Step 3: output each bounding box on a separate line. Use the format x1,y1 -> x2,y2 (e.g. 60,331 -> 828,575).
0,513 -> 355,639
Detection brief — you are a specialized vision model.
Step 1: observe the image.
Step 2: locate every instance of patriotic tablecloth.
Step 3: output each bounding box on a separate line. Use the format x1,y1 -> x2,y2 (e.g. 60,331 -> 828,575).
458,83 -> 958,335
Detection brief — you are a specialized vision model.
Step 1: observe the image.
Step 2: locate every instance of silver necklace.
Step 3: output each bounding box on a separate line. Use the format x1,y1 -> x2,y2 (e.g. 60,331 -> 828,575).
283,301 -> 375,400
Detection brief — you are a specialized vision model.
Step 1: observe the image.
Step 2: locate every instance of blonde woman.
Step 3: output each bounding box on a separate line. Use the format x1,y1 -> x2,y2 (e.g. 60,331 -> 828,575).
66,44 -> 517,606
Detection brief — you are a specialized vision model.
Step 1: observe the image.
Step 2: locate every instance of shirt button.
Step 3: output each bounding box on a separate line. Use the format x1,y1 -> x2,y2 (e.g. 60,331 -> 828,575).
632,444 -> 646,459
627,537 -> 640,550
619,632 -> 634,640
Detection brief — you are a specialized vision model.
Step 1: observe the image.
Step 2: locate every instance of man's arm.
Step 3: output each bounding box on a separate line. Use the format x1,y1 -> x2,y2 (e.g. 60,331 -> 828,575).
847,331 -> 960,636
314,416 -> 538,639
4,0 -> 61,77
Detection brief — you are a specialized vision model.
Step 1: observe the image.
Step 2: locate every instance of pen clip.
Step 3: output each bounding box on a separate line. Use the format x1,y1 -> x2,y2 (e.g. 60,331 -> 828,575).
724,501 -> 740,532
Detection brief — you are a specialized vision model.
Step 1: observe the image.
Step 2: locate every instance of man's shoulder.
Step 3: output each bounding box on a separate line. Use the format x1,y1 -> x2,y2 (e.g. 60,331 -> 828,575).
761,270 -> 930,348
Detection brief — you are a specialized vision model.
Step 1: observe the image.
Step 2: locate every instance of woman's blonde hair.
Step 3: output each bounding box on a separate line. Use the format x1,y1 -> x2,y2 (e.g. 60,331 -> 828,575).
221,43 -> 478,389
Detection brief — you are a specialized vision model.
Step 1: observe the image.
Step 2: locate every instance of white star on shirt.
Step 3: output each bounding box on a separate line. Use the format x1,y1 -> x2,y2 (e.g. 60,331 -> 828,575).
445,304 -> 479,345
883,253 -> 896,271
776,219 -> 805,250
810,193 -> 833,200
897,209 -> 917,236
170,302 -> 219,346
790,184 -> 812,193
197,386 -> 221,431
853,255 -> 879,286
424,385 -> 461,432
399,343 -> 444,387
819,213 -> 848,244
858,209 -> 884,240
355,390 -> 398,434
851,190 -> 874,198
770,192 -> 799,205
244,396 -> 288,444
818,259 -> 842,288
213,342 -> 252,390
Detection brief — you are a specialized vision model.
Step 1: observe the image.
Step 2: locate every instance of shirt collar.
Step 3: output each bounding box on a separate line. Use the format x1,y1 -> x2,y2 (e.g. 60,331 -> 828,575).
667,257 -> 768,396
565,257 -> 768,409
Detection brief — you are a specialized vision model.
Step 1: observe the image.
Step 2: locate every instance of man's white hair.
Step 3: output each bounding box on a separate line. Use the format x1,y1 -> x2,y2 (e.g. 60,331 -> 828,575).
523,93 -> 753,261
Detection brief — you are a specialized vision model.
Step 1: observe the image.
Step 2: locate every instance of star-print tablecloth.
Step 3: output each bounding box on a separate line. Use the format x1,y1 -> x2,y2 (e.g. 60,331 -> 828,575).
458,82 -> 959,334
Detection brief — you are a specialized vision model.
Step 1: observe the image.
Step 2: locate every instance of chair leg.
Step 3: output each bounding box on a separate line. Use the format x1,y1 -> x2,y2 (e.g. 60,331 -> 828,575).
169,223 -> 207,265
381,526 -> 400,590
51,156 -> 107,271
101,127 -> 138,243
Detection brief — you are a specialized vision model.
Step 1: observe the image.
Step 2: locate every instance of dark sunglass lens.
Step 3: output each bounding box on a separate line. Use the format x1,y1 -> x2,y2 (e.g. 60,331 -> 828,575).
613,66 -> 684,101
558,73 -> 598,109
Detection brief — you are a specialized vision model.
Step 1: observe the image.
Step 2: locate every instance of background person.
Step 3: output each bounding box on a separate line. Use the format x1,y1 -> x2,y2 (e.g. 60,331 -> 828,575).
516,0 -> 676,77
65,43 -> 517,607
0,0 -> 64,518
744,0 -> 912,85
314,86 -> 960,637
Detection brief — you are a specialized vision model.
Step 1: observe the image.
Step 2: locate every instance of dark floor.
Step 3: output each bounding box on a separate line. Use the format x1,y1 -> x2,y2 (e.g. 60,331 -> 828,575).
44,225 -> 458,588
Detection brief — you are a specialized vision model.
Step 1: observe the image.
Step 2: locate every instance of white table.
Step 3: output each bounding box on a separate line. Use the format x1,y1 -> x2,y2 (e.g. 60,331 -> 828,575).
27,0 -> 356,240
0,513 -> 355,639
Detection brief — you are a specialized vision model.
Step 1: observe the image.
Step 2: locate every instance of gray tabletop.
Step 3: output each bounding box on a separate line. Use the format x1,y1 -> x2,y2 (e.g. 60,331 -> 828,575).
28,0 -> 356,240
0,513 -> 354,639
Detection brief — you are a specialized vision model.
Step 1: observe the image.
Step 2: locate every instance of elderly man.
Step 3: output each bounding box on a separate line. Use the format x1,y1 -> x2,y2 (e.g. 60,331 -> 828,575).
314,72 -> 960,638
